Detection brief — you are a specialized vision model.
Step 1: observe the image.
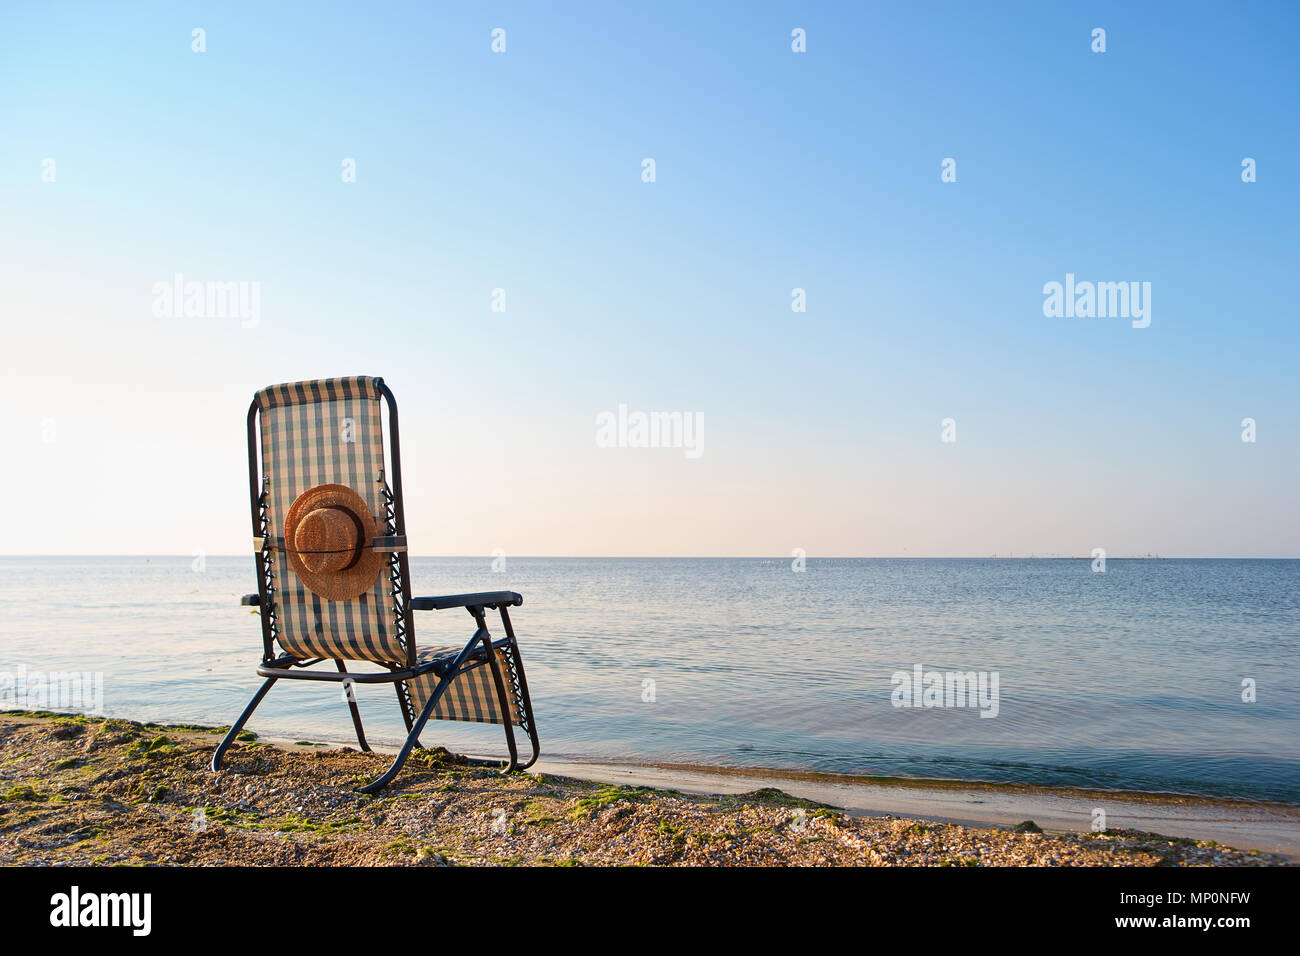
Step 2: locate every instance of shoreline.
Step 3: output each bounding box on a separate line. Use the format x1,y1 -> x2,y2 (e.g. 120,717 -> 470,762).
239,731 -> 1300,860
22,708 -> 1291,811
242,726 -> 1298,811
541,754 -> 1300,810
1,712 -> 1292,866
532,758 -> 1300,859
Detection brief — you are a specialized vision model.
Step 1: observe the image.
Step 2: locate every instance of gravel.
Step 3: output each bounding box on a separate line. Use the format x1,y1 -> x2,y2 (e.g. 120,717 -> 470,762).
0,713 -> 1287,867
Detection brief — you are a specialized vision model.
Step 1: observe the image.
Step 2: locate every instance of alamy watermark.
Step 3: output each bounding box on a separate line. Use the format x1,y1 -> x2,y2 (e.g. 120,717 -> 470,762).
891,664 -> 999,718
1,664 -> 104,715
1042,273 -> 1150,328
152,273 -> 260,328
50,886 -> 151,936
596,404 -> 704,459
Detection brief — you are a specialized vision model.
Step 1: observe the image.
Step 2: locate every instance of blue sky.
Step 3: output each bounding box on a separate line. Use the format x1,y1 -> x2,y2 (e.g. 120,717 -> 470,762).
2,1 -> 1296,556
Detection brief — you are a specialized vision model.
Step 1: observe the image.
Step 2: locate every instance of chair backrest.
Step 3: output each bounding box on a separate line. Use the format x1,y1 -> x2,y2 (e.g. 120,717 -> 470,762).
250,376 -> 409,665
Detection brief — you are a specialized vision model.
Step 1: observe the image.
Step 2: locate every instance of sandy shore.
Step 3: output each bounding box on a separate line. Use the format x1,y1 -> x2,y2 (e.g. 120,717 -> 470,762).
536,759 -> 1300,859
1,712 -> 1291,867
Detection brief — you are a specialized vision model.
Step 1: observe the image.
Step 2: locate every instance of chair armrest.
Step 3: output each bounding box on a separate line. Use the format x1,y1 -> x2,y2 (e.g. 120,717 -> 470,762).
410,591 -> 523,611
240,593 -> 261,607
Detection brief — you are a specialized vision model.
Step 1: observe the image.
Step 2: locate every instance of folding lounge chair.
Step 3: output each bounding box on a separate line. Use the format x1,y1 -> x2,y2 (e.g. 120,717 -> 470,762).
211,376 -> 539,793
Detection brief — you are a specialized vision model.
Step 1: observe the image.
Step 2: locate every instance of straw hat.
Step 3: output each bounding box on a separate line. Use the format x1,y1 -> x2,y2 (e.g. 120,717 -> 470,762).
283,483 -> 385,602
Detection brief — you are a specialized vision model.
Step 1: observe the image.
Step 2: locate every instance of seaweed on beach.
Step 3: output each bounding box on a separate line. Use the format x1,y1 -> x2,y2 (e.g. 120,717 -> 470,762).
0,712 -> 1290,868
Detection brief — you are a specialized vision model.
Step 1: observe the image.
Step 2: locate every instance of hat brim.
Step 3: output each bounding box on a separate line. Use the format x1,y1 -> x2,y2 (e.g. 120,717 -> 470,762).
283,483 -> 386,602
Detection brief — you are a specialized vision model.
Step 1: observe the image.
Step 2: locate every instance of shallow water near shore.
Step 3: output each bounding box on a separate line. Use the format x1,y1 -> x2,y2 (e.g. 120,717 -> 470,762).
1,556 -> 1296,803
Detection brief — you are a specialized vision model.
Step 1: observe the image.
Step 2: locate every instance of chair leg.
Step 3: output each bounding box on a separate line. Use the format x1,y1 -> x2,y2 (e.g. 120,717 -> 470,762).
359,627 -> 489,794
395,683 -> 413,731
211,677 -> 277,771
477,610 -> 518,774
510,657 -> 541,771
498,606 -> 541,771
335,660 -> 370,752
393,676 -> 423,748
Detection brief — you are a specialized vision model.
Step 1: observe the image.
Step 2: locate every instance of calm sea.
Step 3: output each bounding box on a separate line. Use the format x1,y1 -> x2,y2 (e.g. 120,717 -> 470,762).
1,557 -> 1296,802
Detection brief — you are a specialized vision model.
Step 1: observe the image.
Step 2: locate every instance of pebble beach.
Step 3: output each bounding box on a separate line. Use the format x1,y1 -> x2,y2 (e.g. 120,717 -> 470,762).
0,712 -> 1287,867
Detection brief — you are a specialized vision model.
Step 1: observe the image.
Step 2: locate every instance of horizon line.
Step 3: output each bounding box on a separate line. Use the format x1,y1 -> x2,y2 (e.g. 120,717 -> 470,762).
2,554 -> 1297,561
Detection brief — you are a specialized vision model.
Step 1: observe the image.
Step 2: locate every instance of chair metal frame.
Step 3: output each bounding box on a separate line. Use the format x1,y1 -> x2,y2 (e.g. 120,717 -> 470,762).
211,380 -> 540,793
